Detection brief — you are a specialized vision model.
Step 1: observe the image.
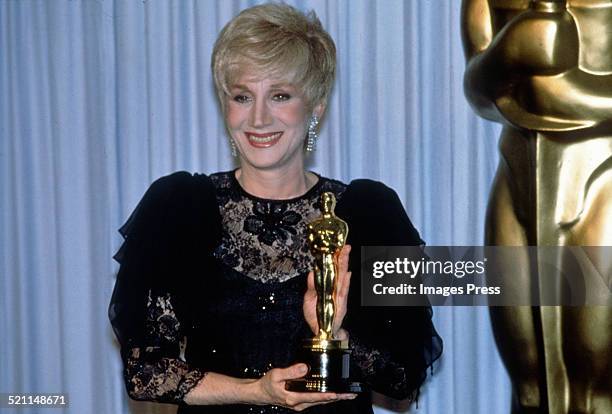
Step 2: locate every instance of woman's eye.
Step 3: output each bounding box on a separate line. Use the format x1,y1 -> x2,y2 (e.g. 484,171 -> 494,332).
233,94 -> 251,104
272,93 -> 291,102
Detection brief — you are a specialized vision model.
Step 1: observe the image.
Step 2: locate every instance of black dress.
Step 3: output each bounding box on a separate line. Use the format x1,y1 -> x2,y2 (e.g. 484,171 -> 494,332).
109,171 -> 442,414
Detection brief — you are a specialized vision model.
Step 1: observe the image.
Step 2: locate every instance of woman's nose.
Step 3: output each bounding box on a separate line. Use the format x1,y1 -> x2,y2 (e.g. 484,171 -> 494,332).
249,99 -> 272,128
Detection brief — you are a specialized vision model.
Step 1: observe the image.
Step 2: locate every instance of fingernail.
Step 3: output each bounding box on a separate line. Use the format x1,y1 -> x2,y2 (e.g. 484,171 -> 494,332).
298,364 -> 307,374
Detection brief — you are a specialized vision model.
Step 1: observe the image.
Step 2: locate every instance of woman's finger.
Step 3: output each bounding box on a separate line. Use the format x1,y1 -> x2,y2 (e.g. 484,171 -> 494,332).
339,244 -> 351,273
291,393 -> 357,411
273,364 -> 309,382
307,270 -> 315,291
284,391 -> 338,407
334,272 -> 350,319
292,399 -> 336,411
338,271 -> 352,303
333,271 -> 351,336
335,245 -> 351,296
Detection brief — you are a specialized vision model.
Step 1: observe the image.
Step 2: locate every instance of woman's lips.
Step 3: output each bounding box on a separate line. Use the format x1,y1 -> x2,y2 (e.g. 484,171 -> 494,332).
245,132 -> 283,148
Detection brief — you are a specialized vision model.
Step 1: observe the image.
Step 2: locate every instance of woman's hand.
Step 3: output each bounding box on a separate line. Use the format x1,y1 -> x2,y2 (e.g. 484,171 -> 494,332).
254,363 -> 355,410
303,244 -> 352,340
184,367 -> 356,408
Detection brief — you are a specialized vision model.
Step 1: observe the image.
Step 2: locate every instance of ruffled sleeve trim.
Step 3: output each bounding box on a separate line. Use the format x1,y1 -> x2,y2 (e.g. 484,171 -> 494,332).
335,179 -> 442,401
109,172 -> 222,403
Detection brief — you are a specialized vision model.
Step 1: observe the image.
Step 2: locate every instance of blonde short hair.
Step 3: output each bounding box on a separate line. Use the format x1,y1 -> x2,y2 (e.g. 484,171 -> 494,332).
211,3 -> 336,110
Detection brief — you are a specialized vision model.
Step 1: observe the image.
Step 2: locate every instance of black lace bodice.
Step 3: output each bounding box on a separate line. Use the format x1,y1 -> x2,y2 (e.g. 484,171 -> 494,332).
211,171 -> 347,283
109,171 -> 442,414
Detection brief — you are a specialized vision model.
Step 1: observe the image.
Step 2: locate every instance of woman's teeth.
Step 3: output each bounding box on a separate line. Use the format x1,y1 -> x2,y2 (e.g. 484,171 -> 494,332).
247,132 -> 282,143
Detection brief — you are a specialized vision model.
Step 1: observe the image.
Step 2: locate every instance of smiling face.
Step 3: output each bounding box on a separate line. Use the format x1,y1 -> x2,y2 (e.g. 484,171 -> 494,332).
225,73 -> 323,173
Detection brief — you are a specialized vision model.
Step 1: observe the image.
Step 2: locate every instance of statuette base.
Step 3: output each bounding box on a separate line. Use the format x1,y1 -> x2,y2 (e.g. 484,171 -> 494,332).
285,340 -> 363,393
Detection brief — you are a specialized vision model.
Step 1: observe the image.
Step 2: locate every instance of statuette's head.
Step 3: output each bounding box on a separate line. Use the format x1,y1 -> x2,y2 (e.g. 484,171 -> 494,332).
321,192 -> 336,214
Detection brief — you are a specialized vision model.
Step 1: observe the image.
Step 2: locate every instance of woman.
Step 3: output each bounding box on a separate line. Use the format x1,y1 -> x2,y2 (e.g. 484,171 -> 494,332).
109,3 -> 441,413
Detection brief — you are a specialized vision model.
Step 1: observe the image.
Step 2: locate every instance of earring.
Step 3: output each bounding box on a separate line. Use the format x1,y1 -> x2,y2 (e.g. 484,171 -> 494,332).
229,138 -> 238,157
306,115 -> 319,152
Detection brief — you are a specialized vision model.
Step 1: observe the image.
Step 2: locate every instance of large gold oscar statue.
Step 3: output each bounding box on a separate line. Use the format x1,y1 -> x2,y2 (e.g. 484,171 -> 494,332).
462,0 -> 611,413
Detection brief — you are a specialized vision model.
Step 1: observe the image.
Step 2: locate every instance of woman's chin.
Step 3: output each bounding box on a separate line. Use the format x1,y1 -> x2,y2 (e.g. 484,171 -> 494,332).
239,156 -> 286,171
239,152 -> 304,172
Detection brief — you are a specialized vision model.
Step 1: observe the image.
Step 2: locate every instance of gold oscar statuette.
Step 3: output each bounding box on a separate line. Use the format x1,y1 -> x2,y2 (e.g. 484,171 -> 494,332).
286,192 -> 362,393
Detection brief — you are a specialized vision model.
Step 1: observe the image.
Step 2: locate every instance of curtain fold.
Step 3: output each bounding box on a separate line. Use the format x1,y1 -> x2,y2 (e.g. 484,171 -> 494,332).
0,1 -> 509,413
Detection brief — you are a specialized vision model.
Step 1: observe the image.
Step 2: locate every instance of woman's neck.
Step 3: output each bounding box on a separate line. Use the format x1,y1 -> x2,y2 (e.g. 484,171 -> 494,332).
235,165 -> 316,200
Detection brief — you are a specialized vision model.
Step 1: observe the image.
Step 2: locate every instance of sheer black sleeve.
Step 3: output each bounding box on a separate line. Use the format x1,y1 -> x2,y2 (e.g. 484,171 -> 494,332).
108,172 -> 221,403
336,180 -> 443,401
123,291 -> 206,402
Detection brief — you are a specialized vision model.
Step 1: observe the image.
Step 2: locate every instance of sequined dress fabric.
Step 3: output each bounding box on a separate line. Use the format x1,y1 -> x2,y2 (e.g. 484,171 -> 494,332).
109,171 -> 442,414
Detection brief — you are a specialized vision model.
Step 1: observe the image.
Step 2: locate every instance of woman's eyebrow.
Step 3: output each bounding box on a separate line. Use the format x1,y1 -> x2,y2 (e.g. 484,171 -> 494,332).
270,82 -> 295,89
228,82 -> 296,92
229,84 -> 249,91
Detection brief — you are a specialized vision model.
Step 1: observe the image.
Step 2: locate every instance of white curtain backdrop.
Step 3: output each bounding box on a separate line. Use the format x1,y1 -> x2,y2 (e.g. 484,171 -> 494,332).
0,1 -> 508,413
